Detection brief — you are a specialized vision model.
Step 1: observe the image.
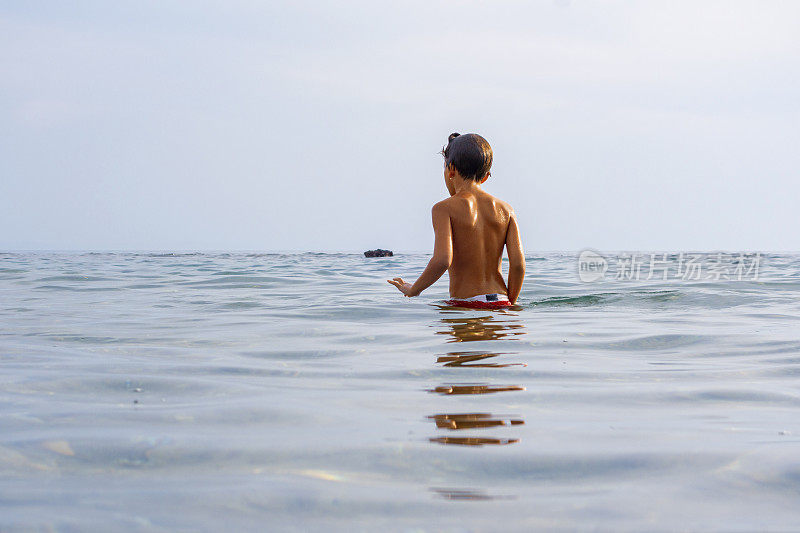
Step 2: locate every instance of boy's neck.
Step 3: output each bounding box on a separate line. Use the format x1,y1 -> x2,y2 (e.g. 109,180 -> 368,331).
453,177 -> 483,194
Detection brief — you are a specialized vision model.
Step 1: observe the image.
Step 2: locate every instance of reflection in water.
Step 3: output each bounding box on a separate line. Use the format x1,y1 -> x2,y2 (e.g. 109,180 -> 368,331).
427,384 -> 525,395
427,309 -> 527,489
428,410 -> 525,445
429,436 -> 519,446
435,314 -> 526,343
430,488 -> 516,501
429,413 -> 524,430
434,313 -> 527,367
436,351 -> 526,368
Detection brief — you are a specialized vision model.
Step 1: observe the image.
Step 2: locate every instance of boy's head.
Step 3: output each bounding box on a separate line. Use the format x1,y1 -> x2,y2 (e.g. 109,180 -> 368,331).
441,132 -> 493,181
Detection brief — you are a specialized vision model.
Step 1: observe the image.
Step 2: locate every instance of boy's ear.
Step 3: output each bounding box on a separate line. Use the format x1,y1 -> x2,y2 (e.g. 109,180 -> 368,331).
479,172 -> 490,184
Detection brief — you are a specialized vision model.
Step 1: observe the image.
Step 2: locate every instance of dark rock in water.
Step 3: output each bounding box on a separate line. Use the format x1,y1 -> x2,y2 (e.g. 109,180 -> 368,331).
364,249 -> 393,257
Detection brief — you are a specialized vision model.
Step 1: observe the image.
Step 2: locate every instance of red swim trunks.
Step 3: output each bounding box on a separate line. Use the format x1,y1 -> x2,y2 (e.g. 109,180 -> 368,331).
446,293 -> 512,309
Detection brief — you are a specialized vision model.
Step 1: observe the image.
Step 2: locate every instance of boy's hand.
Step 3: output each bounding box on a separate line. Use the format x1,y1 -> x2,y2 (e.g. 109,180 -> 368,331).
387,277 -> 415,297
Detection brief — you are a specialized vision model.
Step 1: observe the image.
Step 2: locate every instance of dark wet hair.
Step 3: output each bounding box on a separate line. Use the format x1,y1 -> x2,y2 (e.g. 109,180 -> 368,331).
440,132 -> 493,181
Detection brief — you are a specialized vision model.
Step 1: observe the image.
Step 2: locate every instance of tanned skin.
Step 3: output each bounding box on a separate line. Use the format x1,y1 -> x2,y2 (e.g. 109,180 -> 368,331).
388,164 -> 525,304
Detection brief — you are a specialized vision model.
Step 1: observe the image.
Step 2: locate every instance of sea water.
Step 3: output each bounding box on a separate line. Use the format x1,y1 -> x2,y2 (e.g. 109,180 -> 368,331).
2,252 -> 800,531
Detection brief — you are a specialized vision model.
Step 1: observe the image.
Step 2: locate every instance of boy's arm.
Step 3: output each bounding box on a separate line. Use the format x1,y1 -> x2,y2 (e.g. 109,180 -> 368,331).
505,212 -> 525,304
388,203 -> 452,297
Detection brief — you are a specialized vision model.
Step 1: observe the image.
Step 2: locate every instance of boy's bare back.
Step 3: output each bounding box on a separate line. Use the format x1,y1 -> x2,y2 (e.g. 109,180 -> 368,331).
388,133 -> 525,304
437,189 -> 520,299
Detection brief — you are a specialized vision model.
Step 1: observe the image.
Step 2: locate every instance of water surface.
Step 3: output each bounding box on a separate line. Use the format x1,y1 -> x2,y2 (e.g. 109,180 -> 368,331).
2,252 -> 800,531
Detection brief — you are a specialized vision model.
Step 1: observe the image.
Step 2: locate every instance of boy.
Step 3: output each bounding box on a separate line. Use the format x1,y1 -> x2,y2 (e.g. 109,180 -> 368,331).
388,133 -> 525,308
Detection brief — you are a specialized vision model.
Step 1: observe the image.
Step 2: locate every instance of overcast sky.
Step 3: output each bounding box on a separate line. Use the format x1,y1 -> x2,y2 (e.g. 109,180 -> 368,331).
2,1 -> 798,252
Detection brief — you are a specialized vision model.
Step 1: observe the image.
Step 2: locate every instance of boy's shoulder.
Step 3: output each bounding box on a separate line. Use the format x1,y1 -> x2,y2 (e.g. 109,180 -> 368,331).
432,194 -> 515,232
486,193 -> 515,214
433,192 -> 514,213
432,196 -> 461,215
